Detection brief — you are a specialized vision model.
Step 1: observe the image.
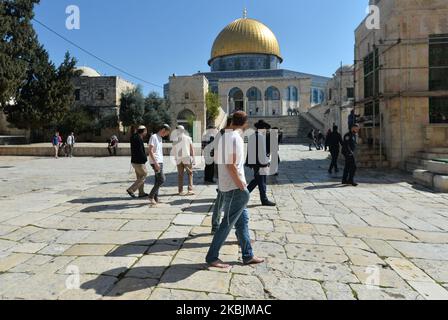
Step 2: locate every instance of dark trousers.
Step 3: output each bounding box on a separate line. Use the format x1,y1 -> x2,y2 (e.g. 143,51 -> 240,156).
149,164 -> 165,200
247,167 -> 268,203
329,148 -> 340,173
342,155 -> 357,183
204,163 -> 215,182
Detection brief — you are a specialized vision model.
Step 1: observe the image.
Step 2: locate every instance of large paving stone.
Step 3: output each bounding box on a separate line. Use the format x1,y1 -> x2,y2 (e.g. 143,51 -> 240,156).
149,288 -> 209,300
126,255 -> 172,279
230,275 -> 265,298
62,244 -> 115,256
261,274 -> 326,300
159,268 -> 231,294
407,281 -> 448,300
103,277 -> 157,300
388,242 -> 448,261
351,266 -> 410,289
411,259 -> 448,283
343,247 -> 385,266
268,258 -> 358,283
78,231 -> 160,245
385,258 -> 433,282
341,226 -> 418,242
322,282 -> 356,300
58,256 -> 137,276
285,244 -> 349,263
350,284 -> 421,300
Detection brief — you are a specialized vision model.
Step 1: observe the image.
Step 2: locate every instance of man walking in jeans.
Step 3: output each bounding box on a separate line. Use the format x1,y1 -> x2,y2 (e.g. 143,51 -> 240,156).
210,117 -> 233,234
206,111 -> 264,269
148,124 -> 171,206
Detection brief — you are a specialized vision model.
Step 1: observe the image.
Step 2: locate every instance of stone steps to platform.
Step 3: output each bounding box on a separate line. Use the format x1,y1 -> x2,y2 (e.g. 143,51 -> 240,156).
413,169 -> 448,193
407,147 -> 448,192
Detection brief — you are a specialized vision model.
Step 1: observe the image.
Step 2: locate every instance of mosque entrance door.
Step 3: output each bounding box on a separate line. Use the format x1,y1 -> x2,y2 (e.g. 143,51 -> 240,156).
229,88 -> 244,113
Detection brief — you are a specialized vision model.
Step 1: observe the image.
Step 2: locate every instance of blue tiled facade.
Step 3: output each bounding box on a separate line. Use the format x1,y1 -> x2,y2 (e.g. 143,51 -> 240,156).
193,69 -> 329,105
210,54 -> 281,72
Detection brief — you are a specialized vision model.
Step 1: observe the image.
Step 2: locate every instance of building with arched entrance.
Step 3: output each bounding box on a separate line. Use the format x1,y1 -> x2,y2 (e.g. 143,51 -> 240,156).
165,11 -> 330,137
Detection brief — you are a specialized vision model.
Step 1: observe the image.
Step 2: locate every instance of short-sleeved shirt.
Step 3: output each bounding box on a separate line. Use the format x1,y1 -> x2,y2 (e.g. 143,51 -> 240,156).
217,130 -> 247,193
149,134 -> 163,164
173,134 -> 193,164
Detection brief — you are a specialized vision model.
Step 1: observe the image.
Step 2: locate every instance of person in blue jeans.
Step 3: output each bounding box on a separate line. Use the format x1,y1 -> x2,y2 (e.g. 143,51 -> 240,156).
206,111 -> 264,269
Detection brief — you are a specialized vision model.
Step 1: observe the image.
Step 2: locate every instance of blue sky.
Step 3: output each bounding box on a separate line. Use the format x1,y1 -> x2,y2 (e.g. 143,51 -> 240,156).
33,0 -> 368,95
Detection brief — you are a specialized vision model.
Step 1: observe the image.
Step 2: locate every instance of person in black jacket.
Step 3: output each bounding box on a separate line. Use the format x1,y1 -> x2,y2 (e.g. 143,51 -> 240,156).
126,125 -> 148,198
327,125 -> 343,174
342,124 -> 360,186
246,120 -> 276,207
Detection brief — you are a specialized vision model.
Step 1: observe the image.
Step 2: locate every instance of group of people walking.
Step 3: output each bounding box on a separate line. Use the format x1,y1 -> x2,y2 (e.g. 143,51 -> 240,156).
325,124 -> 360,186
126,124 -> 171,205
125,112 -> 279,268
51,131 -> 75,159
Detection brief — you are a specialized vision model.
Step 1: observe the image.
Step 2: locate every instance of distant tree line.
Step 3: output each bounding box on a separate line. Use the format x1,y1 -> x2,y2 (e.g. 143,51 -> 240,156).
119,87 -> 171,135
0,0 -> 172,142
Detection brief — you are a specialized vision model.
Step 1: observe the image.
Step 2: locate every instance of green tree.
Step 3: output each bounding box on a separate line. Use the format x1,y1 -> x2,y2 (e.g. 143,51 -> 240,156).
119,86 -> 145,128
59,107 -> 95,137
5,49 -> 79,134
143,91 -> 171,133
0,0 -> 40,107
206,92 -> 220,124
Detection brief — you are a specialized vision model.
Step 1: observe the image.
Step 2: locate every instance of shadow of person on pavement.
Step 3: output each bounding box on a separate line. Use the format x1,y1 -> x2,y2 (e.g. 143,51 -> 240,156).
80,263 -> 207,297
106,234 -> 215,257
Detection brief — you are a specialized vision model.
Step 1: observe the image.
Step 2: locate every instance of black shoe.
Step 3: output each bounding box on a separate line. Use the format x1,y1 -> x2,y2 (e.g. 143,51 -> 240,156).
351,182 -> 359,187
138,193 -> 149,198
262,200 -> 276,207
127,190 -> 137,199
342,181 -> 350,185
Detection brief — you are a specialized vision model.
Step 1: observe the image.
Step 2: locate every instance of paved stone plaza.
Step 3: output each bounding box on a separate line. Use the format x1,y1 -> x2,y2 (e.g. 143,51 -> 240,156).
1,144 -> 448,300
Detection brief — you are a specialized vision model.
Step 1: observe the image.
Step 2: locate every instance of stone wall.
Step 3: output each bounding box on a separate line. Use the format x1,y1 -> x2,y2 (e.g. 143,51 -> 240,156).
168,75 -> 208,142
73,76 -> 136,143
355,0 -> 448,169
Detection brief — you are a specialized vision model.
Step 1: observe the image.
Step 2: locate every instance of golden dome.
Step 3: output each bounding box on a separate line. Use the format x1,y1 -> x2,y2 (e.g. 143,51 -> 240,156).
209,18 -> 282,65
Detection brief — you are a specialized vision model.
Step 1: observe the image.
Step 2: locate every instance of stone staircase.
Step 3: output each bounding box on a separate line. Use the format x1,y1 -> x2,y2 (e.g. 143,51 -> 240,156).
0,135 -> 28,145
248,115 -> 314,141
355,144 -> 389,168
406,148 -> 448,172
406,147 -> 448,192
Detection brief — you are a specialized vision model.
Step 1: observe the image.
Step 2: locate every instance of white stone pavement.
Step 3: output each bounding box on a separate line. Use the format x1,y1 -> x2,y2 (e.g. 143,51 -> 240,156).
1,144 -> 448,300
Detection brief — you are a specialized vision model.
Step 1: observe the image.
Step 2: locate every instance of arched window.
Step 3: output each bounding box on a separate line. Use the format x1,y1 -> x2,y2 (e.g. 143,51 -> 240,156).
246,87 -> 262,101
228,87 -> 244,112
265,86 -> 281,101
285,86 -> 298,101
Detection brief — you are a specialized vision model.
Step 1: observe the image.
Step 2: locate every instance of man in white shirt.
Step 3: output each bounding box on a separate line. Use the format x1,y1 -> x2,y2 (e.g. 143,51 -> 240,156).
66,132 -> 75,158
206,111 -> 264,269
148,124 -> 171,206
173,125 -> 195,196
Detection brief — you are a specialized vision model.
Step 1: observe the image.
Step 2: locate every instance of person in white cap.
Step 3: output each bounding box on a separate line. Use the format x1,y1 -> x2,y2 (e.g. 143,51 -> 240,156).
173,125 -> 195,196
126,125 -> 148,198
